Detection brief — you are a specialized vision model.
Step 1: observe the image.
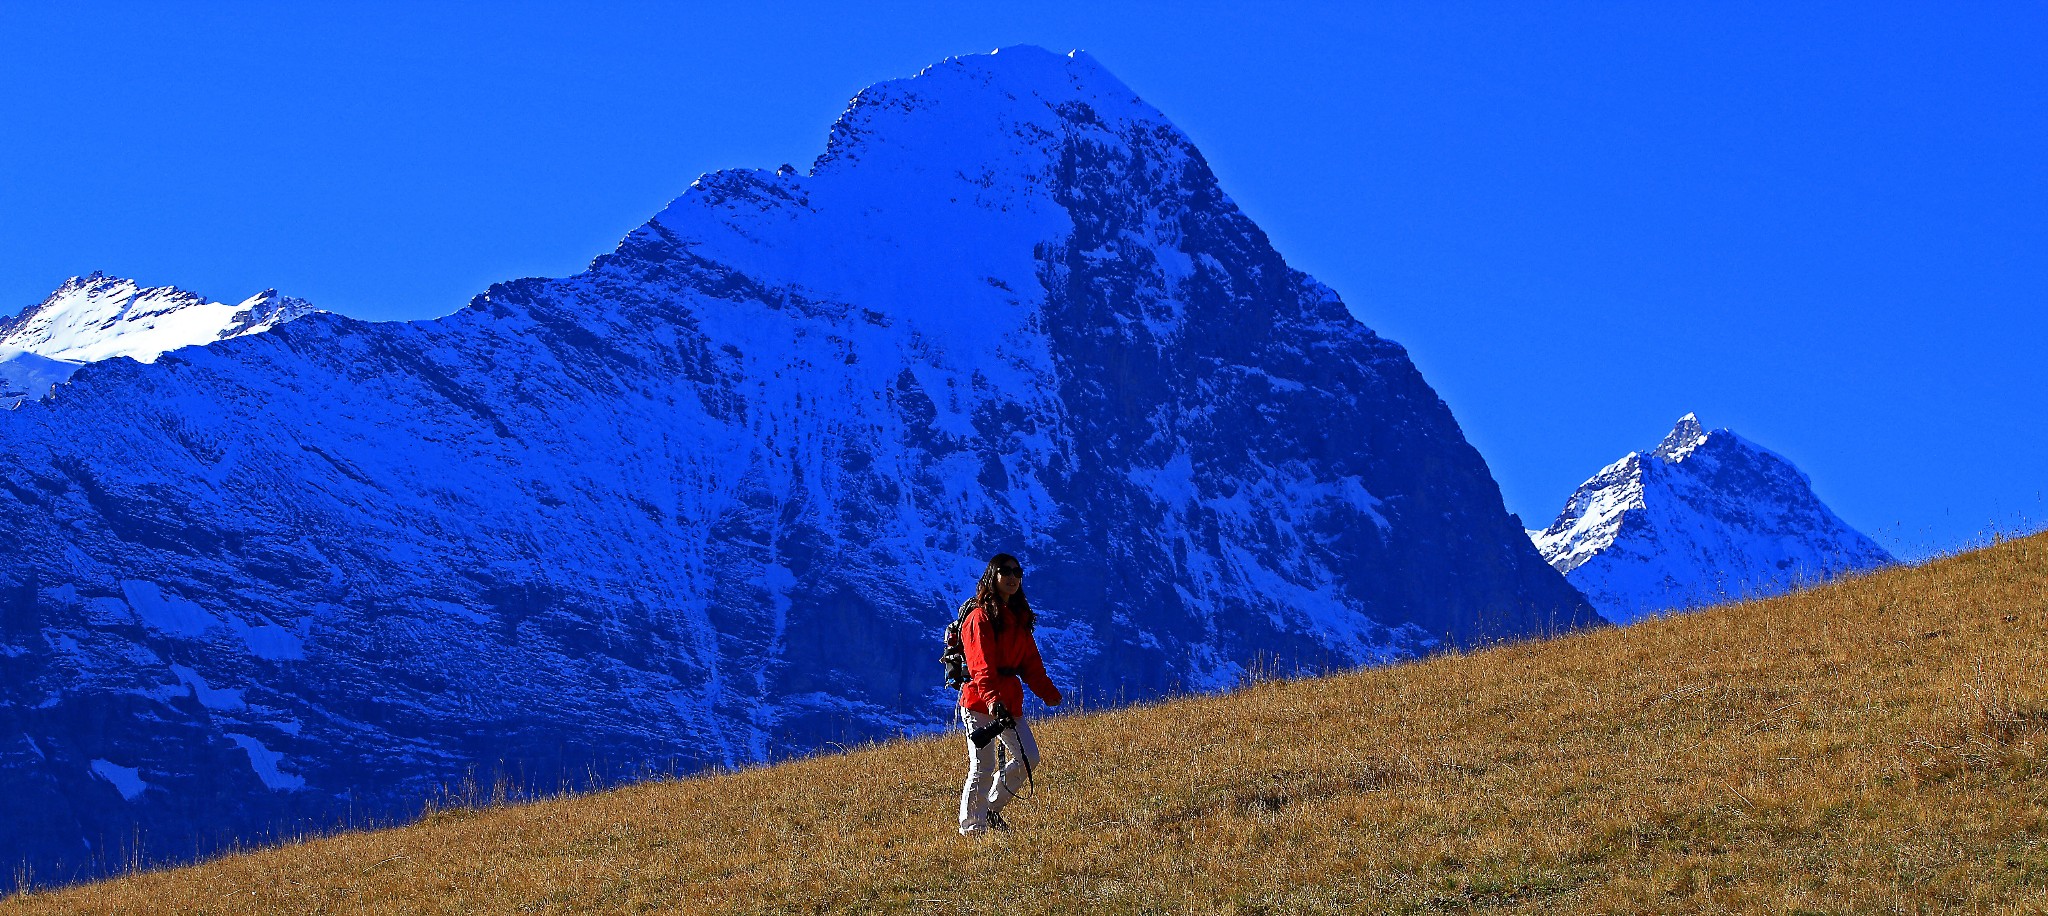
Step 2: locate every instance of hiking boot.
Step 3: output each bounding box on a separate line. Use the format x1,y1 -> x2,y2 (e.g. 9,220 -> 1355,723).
986,810 -> 1012,832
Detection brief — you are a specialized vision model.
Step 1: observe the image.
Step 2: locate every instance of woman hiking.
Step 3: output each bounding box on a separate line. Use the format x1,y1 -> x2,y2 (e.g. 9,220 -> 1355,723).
956,553 -> 1062,836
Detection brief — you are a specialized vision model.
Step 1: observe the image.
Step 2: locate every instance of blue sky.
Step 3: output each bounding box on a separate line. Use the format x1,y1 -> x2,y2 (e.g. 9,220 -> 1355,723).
3,2 -> 2042,559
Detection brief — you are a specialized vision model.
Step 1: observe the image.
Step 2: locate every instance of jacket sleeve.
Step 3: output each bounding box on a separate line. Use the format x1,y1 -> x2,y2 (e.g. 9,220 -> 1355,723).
1021,628 -> 1062,707
960,606 -> 1001,714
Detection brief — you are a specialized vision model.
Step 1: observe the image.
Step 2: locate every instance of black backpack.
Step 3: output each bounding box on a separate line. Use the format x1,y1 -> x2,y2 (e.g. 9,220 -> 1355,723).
941,600 -> 975,688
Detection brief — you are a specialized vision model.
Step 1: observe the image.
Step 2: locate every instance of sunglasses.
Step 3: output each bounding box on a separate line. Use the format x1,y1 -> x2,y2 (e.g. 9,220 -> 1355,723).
995,567 -> 1023,579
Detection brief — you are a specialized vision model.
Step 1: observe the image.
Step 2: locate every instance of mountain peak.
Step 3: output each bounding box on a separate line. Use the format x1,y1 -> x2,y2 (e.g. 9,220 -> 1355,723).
40,272 -> 144,302
634,44 -> 1251,348
912,45 -> 1132,101
1651,412 -> 1710,462
807,45 -> 1163,182
1531,415 -> 1891,622
0,275 -> 318,367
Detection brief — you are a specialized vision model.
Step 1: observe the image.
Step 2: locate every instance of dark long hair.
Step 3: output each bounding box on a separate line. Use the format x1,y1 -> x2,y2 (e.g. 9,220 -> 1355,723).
972,553 -> 1033,634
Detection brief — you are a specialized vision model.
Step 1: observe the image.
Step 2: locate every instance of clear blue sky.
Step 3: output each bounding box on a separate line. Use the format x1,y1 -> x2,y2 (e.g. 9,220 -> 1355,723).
3,2 -> 2042,559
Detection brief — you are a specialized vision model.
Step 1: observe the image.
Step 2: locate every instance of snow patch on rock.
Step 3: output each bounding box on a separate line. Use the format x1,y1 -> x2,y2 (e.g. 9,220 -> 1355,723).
89,760 -> 149,801
225,734 -> 305,792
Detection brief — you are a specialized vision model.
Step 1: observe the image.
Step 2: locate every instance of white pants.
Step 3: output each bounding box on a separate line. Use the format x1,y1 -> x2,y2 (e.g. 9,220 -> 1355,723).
957,706 -> 1039,832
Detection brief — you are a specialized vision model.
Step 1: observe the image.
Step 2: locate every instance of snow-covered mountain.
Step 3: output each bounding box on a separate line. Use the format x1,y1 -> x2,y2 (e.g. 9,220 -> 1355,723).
0,274 -> 318,406
0,46 -> 1593,886
1528,414 -> 1893,623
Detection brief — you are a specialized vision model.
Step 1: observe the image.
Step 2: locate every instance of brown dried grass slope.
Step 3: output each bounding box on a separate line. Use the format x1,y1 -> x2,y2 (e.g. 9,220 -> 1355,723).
12,533 -> 2048,914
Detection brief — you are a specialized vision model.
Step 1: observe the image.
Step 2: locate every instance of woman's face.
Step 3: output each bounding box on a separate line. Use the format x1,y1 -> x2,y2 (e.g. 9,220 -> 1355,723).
994,563 -> 1022,598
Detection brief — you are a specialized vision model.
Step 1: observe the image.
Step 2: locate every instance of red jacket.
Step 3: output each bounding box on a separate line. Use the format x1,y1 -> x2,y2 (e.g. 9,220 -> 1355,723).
957,602 -> 1061,716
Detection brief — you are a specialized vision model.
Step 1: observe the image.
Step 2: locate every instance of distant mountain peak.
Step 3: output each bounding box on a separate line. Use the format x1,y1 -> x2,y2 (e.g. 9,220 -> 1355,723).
0,274 -> 319,369
1532,414 -> 1891,623
53,271 -> 112,293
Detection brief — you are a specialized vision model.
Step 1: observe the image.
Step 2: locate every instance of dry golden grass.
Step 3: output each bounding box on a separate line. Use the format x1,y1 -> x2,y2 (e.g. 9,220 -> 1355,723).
11,534 -> 2048,914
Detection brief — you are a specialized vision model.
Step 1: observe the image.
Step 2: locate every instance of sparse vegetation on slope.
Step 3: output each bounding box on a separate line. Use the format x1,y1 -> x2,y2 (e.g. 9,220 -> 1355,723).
11,534 -> 2048,914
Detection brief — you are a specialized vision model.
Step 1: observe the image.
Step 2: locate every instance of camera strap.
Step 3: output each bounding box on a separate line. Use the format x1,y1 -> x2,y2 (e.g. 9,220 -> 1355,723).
997,718 -> 1035,802
1017,738 -> 1035,800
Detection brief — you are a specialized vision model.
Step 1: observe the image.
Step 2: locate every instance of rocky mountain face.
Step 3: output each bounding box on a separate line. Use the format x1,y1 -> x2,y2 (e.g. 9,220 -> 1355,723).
0,274 -> 318,408
0,46 -> 1594,886
1528,414 -> 1893,623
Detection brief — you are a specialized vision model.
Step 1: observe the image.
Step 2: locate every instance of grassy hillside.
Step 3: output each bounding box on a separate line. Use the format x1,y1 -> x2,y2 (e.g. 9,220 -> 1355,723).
10,534 -> 2048,914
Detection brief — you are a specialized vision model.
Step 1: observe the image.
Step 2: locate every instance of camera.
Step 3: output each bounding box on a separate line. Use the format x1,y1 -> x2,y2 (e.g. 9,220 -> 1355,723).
969,702 -> 1015,748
